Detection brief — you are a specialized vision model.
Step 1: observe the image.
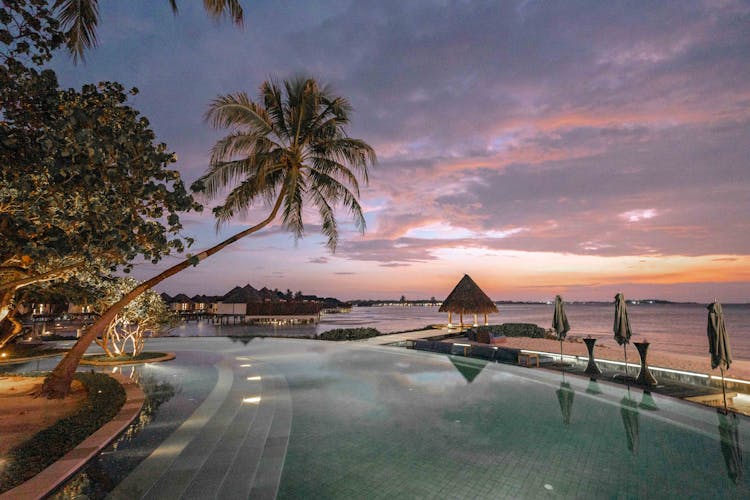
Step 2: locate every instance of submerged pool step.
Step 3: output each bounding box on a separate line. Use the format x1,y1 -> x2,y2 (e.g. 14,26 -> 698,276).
145,363 -> 262,498
108,356 -> 293,500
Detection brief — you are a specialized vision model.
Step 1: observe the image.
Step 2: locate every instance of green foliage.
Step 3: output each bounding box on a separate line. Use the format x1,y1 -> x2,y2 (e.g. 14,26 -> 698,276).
0,65 -> 201,302
199,76 -> 377,251
0,343 -> 66,358
0,372 -> 126,493
83,351 -> 168,363
1,77 -> 201,268
89,277 -> 177,357
55,0 -> 245,62
468,323 -> 547,339
0,0 -> 63,65
318,327 -> 381,341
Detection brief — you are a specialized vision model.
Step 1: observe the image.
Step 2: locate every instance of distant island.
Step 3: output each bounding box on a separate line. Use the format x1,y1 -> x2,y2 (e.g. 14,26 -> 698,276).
348,298 -> 728,307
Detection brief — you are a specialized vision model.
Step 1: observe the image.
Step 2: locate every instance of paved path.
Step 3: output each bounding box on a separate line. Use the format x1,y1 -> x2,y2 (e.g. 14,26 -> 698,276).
110,354 -> 292,500
359,327 -> 457,345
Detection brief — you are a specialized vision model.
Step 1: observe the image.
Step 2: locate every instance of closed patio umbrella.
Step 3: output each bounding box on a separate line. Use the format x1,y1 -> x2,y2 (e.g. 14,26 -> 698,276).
707,301 -> 732,411
614,293 -> 633,377
552,295 -> 570,364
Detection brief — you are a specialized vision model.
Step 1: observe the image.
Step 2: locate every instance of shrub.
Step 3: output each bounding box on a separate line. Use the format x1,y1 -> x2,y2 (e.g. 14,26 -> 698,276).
318,327 -> 381,341
0,373 -> 126,493
83,351 -> 167,363
467,323 -> 546,340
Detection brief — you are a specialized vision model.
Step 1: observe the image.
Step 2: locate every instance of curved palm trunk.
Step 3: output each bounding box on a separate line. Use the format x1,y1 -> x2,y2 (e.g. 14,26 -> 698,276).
0,313 -> 23,349
40,194 -> 285,398
0,290 -> 21,349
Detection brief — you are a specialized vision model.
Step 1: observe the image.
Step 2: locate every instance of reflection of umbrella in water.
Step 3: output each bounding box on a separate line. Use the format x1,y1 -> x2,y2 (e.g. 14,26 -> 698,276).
556,380 -> 575,425
718,410 -> 743,484
449,356 -> 487,383
552,295 -> 571,365
586,379 -> 603,395
638,391 -> 659,411
620,391 -> 639,454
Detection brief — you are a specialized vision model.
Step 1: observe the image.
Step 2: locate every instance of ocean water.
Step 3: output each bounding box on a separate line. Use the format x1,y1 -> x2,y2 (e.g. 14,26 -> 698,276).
169,303 -> 750,360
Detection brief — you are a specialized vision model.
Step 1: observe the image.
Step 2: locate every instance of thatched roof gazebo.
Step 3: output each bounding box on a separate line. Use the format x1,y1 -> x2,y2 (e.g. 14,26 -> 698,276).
439,274 -> 498,328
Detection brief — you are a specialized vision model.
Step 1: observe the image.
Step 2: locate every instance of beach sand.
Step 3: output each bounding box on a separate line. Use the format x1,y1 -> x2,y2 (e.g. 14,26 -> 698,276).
0,377 -> 86,456
498,337 -> 750,381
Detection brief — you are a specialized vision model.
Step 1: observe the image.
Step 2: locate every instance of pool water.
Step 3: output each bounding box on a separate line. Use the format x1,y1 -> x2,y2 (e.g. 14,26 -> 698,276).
2,337 -> 748,498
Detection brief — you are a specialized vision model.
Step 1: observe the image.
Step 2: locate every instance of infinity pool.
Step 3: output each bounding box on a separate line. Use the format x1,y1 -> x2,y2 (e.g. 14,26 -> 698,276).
3,337 -> 748,498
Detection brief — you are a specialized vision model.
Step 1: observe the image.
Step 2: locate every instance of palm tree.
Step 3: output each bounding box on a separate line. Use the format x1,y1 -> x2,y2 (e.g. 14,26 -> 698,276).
54,0 -> 245,62
41,76 -> 376,397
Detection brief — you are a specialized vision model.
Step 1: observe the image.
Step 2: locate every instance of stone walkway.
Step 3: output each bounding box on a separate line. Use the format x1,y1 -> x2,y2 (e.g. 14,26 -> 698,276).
358,327 -> 454,345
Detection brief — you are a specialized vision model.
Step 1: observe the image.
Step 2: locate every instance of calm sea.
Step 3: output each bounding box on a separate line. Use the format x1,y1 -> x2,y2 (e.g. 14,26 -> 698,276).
170,303 -> 750,360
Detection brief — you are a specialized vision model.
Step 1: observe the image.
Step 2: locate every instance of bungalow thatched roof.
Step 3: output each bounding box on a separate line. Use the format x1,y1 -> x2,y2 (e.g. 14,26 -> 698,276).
171,293 -> 192,303
439,274 -> 498,314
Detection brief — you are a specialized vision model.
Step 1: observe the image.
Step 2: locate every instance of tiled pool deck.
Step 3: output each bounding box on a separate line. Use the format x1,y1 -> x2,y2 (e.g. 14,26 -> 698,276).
2,337 -> 749,498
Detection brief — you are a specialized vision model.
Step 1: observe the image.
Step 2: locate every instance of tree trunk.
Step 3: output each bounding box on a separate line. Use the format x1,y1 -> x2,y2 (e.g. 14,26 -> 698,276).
0,262 -> 83,347
0,315 -> 22,348
0,289 -> 15,326
40,193 -> 285,398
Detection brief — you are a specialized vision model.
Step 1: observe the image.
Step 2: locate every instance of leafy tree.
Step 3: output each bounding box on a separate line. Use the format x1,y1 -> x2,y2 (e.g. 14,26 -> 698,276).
53,0 -> 245,62
42,76 -> 376,397
1,3 -> 200,347
0,75 -> 200,346
0,0 -> 63,66
90,277 -> 177,357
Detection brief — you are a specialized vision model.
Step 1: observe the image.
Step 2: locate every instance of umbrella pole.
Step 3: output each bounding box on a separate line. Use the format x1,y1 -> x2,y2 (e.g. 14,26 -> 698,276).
560,339 -> 564,364
721,366 -> 728,412
623,345 -> 628,377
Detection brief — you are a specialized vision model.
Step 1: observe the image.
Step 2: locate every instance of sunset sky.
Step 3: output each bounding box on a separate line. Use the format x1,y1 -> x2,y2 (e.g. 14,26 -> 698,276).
51,1 -> 750,302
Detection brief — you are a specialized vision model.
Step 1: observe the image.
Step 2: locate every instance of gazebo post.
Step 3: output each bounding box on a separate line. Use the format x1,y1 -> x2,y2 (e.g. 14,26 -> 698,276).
473,313 -> 478,327
484,313 -> 488,325
448,312 -> 453,328
459,312 -> 463,327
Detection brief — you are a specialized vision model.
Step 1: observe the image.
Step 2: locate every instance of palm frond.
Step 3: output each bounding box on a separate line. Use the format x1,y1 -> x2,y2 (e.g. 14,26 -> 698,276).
310,186 -> 338,251
203,0 -> 244,26
308,157 -> 360,196
307,169 -> 366,235
205,93 -> 273,135
281,174 -> 306,240
312,138 -> 376,183
261,80 -> 290,140
55,0 -> 100,63
203,75 -> 375,250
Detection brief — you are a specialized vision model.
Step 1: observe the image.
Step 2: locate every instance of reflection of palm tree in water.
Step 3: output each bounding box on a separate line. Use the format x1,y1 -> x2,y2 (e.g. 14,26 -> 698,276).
56,368 -> 178,497
114,369 -> 177,444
